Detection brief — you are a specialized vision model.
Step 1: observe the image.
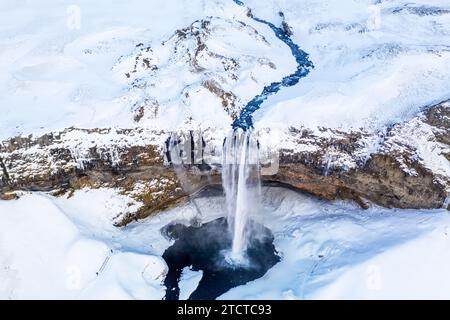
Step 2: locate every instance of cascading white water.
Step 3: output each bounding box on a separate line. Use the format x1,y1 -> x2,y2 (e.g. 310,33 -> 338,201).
222,129 -> 261,260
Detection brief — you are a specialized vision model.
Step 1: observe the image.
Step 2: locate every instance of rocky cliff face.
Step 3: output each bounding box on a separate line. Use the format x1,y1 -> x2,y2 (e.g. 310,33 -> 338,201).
271,101 -> 450,209
1,2 -> 450,226
0,127 -> 221,226
1,101 -> 449,226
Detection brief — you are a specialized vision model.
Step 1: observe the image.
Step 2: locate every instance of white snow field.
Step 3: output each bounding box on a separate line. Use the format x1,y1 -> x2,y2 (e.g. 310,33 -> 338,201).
0,0 -> 296,138
249,0 -> 450,131
1,0 -> 450,300
1,187 -> 449,300
1,0 -> 449,138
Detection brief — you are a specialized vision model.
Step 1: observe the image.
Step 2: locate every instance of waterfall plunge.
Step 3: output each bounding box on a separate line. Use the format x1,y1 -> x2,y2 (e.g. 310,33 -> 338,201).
222,130 -> 261,261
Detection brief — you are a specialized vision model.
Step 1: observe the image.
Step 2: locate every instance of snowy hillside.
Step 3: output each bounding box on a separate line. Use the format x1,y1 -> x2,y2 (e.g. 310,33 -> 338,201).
0,0 -> 296,138
1,0 -> 450,300
250,0 -> 450,130
1,0 -> 449,137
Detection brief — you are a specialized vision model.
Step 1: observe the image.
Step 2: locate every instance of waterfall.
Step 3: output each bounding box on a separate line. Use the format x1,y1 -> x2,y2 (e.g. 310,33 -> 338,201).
222,129 -> 261,260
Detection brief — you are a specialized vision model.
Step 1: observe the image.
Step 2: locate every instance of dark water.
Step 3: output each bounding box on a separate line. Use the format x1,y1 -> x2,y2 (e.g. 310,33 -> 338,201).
162,217 -> 280,300
231,0 -> 314,130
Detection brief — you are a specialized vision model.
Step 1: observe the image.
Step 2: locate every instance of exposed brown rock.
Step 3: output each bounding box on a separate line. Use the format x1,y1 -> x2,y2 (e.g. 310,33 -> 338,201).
445,152 -> 450,162
203,79 -> 239,118
0,127 -> 225,226
0,191 -> 18,201
116,170 -> 221,227
425,102 -> 450,145
275,152 -> 446,209
138,98 -> 160,121
0,156 -> 10,185
114,17 -> 278,122
271,101 -> 450,209
1,101 -> 449,226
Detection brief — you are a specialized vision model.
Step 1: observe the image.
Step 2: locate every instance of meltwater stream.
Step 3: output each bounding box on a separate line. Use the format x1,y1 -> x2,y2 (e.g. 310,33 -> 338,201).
224,0 -> 313,258
162,0 -> 313,300
232,0 -> 314,130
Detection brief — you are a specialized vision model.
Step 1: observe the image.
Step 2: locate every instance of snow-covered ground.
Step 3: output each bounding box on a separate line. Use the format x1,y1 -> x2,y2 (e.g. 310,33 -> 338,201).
0,0 -> 295,138
0,0 -> 206,138
1,0 -> 450,300
249,0 -> 450,131
1,187 -> 449,299
1,0 -> 449,187
1,0 -> 449,139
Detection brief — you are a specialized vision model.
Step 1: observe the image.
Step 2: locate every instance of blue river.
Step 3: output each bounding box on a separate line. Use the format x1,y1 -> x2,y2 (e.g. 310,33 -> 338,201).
232,0 -> 314,130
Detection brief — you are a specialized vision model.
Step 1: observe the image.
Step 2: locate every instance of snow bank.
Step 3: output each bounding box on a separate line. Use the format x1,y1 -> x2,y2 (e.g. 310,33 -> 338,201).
312,228 -> 450,299
219,187 -> 450,299
0,191 -> 168,299
1,187 -> 449,299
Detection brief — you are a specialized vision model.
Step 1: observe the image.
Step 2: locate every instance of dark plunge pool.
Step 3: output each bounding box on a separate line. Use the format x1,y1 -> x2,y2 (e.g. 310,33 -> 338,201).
162,217 -> 280,300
